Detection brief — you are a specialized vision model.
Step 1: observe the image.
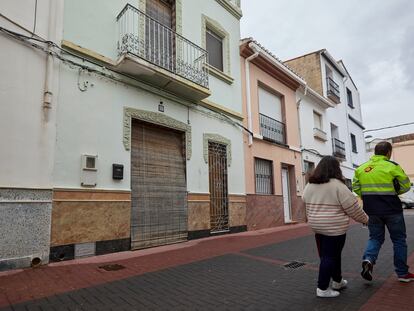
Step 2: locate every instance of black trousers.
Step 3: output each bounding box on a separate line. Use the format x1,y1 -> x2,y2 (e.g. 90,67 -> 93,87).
315,233 -> 346,290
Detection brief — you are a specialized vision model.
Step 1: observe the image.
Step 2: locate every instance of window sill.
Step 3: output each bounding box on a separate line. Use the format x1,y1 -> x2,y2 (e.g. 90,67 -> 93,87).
205,64 -> 234,85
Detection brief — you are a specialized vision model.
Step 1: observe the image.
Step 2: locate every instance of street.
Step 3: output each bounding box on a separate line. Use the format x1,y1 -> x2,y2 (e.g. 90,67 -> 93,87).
1,211 -> 414,311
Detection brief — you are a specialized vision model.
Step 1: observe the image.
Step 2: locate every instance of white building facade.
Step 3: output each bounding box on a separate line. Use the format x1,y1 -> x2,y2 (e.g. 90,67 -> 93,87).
0,0 -> 64,270
285,49 -> 367,187
0,0 -> 247,269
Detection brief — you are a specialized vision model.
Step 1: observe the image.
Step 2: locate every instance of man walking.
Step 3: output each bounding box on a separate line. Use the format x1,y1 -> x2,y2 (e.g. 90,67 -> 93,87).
353,141 -> 414,282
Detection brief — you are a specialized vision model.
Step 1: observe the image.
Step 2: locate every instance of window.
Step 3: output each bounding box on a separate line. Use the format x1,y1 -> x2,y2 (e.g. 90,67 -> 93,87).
313,111 -> 322,130
255,158 -> 274,194
303,161 -> 315,184
258,86 -> 282,122
206,28 -> 223,71
258,86 -> 285,144
347,88 -> 354,108
351,134 -> 358,153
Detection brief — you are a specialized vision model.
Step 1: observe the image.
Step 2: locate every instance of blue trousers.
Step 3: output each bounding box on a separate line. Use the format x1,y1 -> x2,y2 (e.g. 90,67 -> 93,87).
363,213 -> 409,277
315,233 -> 346,290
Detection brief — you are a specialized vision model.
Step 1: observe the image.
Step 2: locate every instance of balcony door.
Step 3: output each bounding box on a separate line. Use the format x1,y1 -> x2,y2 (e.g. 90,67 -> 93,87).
258,86 -> 286,144
146,0 -> 174,71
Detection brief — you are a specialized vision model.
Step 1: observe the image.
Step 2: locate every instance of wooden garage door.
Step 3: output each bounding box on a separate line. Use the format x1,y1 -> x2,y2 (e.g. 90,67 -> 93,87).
131,120 -> 187,249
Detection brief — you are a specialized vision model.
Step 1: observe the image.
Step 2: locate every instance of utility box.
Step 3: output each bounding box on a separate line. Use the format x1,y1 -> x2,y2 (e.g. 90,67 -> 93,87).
81,154 -> 97,187
112,164 -> 124,180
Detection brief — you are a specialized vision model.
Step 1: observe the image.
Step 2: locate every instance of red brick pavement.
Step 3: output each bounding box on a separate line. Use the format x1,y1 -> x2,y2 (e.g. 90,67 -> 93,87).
0,224 -> 312,308
359,252 -> 414,311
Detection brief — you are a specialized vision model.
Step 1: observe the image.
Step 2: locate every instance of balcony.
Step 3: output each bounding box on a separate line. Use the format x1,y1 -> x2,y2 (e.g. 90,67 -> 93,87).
326,77 -> 340,103
116,4 -> 210,101
313,128 -> 328,141
259,114 -> 286,145
332,138 -> 346,159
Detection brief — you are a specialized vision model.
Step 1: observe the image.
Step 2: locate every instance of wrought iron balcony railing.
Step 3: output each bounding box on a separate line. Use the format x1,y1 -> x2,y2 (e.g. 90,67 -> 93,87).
117,4 -> 209,88
326,77 -> 340,101
259,114 -> 286,145
332,138 -> 346,158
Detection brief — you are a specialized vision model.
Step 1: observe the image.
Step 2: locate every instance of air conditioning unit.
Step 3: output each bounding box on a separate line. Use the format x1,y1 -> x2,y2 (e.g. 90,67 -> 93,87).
81,154 -> 97,187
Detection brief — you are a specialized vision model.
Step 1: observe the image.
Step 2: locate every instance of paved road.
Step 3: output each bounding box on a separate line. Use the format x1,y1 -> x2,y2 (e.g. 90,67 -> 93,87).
2,212 -> 414,311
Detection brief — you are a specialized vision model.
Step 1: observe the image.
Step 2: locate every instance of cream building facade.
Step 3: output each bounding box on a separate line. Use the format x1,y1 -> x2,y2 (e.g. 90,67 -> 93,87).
0,0 -> 247,269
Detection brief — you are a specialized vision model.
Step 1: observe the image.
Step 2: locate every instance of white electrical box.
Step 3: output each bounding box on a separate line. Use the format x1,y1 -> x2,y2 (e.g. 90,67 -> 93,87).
81,154 -> 97,187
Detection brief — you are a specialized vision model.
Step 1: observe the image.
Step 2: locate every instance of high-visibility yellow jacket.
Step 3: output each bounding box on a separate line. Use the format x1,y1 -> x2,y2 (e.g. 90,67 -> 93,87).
353,155 -> 411,215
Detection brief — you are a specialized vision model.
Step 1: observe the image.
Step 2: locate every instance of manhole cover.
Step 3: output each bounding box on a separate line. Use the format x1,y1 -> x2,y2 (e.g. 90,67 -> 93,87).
98,264 -> 126,271
283,261 -> 306,270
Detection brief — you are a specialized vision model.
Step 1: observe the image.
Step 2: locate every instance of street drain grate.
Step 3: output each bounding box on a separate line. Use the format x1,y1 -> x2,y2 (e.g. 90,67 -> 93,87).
283,261 -> 306,270
98,264 -> 126,271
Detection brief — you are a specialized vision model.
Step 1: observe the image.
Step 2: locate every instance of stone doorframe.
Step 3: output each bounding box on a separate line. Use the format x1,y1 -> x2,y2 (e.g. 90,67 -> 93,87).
203,133 -> 232,167
123,107 -> 192,160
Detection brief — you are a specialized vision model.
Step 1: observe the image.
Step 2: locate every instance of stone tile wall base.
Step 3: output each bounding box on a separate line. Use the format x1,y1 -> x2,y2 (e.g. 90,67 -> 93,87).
246,194 -> 305,231
0,189 -> 52,271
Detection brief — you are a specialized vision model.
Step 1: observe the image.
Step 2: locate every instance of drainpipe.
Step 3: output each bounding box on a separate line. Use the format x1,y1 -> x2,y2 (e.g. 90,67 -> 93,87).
245,46 -> 259,146
343,76 -> 354,168
43,0 -> 57,122
296,83 -> 308,190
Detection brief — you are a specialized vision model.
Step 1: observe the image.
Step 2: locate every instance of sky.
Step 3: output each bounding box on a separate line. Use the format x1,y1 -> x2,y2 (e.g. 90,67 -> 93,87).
240,0 -> 414,140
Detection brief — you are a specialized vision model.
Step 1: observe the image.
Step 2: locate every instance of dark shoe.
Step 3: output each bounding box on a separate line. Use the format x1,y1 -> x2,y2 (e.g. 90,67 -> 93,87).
398,272 -> 414,283
361,260 -> 373,281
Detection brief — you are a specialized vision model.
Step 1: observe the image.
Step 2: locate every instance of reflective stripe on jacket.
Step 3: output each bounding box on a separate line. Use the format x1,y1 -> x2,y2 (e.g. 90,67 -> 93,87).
353,155 -> 411,215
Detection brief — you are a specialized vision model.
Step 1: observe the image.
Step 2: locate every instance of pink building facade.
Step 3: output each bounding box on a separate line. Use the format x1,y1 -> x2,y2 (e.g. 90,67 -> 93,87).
240,39 -> 306,231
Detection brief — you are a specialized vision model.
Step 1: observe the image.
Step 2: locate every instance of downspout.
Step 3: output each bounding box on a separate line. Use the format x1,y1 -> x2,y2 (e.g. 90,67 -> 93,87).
298,85 -> 307,150
245,46 -> 259,146
297,83 -> 307,190
43,0 -> 57,122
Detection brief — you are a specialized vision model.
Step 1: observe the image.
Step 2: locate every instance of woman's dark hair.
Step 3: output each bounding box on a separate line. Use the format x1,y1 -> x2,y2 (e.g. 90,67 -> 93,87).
308,156 -> 345,184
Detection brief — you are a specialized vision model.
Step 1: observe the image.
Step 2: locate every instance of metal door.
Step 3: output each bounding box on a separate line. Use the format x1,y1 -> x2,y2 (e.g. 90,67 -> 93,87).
208,142 -> 229,233
282,168 -> 292,223
131,120 -> 187,249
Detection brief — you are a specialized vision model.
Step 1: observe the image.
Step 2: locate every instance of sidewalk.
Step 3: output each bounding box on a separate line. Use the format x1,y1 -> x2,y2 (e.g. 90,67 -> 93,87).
0,223 -> 311,309
1,213 -> 413,310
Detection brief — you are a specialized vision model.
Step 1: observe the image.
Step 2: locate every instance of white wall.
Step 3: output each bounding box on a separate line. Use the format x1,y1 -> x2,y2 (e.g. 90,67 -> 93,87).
182,0 -> 243,114
63,0 -> 133,60
321,56 -> 355,176
58,0 -> 245,194
343,68 -> 367,166
298,92 -> 332,158
55,65 -> 245,194
0,0 -> 62,188
62,0 -> 243,115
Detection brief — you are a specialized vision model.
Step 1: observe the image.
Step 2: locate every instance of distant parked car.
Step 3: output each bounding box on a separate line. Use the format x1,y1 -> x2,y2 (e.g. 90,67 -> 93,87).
400,186 -> 414,209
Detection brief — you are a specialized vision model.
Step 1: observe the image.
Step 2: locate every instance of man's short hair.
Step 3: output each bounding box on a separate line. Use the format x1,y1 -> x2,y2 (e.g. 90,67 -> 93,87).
375,141 -> 392,156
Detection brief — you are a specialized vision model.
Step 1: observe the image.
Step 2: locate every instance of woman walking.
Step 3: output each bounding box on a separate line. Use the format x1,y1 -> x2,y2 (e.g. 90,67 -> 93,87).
303,156 -> 368,298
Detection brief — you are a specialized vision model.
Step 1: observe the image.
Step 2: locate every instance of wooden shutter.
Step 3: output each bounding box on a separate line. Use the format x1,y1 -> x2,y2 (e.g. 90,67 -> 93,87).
130,120 -> 187,249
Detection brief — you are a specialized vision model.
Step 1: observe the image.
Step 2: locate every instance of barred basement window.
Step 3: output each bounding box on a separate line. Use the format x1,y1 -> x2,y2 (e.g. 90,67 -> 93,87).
255,158 -> 274,194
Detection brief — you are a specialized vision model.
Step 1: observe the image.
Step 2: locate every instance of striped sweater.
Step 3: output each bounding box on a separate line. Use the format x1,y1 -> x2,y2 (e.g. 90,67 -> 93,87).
303,179 -> 368,236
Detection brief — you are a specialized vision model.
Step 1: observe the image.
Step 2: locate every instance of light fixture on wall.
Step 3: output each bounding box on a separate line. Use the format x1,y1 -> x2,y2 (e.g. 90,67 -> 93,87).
158,101 -> 164,112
